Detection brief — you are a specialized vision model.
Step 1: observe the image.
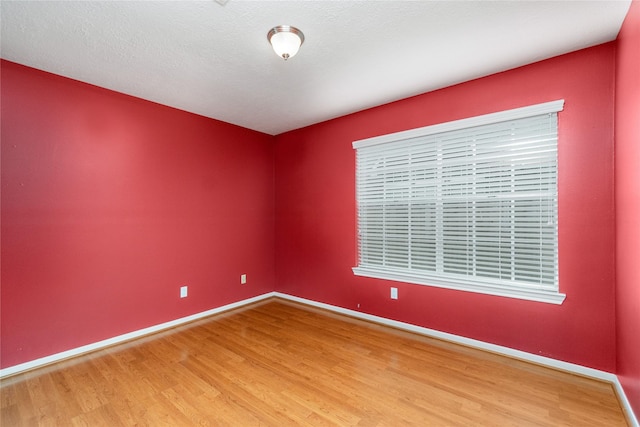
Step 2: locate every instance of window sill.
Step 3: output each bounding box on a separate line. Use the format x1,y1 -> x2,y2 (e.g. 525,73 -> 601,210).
352,267 -> 566,305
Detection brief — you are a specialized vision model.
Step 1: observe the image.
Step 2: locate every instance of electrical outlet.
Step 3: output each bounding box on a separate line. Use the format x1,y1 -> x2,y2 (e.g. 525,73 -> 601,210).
241,274 -> 247,285
180,286 -> 188,298
390,287 -> 398,300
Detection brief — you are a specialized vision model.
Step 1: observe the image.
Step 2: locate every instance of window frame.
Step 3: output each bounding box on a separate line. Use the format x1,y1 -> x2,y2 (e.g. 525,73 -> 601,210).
352,100 -> 566,304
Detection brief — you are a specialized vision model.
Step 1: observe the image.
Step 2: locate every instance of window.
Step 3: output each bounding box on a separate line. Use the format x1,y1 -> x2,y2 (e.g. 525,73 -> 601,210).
352,101 -> 565,304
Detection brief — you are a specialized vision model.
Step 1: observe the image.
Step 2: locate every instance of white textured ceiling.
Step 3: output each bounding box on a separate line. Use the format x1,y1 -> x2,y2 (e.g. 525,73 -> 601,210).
1,1 -> 632,135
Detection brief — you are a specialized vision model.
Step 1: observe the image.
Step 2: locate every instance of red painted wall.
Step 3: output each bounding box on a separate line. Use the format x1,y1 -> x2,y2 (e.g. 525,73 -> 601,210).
274,43 -> 617,371
615,0 -> 640,414
1,61 -> 275,368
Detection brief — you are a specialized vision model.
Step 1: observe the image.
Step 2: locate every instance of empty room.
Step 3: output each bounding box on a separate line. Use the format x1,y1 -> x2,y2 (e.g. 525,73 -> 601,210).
1,1 -> 639,425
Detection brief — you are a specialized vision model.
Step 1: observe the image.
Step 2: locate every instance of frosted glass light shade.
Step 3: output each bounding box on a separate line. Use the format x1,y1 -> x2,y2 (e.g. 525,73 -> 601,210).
268,26 -> 304,60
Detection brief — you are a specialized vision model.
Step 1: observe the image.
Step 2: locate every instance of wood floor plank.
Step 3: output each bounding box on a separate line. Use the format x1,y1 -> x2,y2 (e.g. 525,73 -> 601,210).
0,298 -> 630,426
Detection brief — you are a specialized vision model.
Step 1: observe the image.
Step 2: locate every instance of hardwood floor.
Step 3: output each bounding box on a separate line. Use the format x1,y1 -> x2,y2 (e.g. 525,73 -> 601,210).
1,298 -> 629,426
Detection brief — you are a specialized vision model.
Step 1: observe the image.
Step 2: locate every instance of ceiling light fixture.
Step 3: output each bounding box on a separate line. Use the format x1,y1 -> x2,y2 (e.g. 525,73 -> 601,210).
267,25 -> 305,60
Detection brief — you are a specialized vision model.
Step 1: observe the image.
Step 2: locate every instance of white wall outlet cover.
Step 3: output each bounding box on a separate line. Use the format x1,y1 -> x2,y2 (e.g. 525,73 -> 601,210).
391,287 -> 398,300
241,274 -> 247,284
180,286 -> 188,298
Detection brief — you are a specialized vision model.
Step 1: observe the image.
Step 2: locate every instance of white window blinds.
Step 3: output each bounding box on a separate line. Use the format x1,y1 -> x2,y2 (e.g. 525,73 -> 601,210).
353,101 -> 565,304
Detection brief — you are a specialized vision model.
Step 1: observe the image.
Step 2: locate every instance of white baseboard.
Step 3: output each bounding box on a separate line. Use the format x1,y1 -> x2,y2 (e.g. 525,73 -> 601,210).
0,292 -> 277,379
613,378 -> 640,427
1,290 -> 636,426
274,292 -> 639,427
